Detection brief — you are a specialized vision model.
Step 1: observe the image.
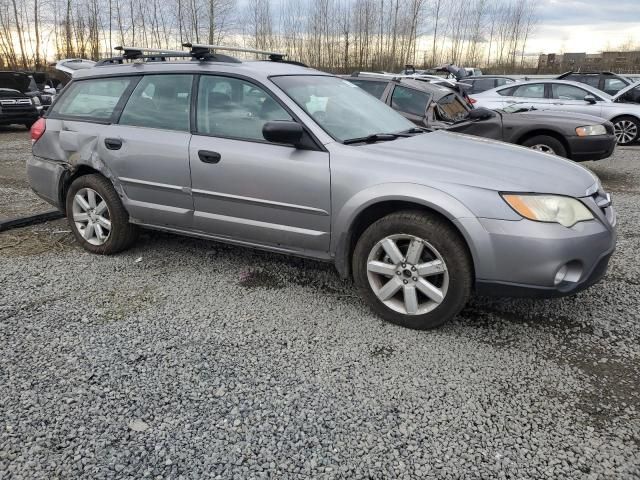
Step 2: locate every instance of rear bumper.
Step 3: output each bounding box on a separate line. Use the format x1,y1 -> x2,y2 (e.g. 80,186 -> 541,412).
567,134 -> 616,161
26,155 -> 68,210
456,211 -> 616,299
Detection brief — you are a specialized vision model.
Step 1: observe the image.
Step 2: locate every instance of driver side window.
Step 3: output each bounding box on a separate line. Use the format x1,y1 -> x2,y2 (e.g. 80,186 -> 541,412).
196,75 -> 292,141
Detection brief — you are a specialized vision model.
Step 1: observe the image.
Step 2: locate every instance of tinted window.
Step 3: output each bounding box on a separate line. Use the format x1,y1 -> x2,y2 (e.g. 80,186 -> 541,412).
495,78 -> 514,87
197,75 -> 292,141
551,84 -> 590,100
50,77 -> 133,120
603,77 -> 627,93
348,79 -> 387,99
617,85 -> 640,103
119,75 -> 193,131
469,78 -> 496,93
497,86 -> 516,96
391,86 -> 429,117
512,84 -> 545,98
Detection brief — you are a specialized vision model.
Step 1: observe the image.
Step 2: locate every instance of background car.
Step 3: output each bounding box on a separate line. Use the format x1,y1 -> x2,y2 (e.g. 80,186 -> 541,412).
472,79 -> 640,145
459,76 -> 517,94
0,71 -> 42,128
345,75 -> 615,161
556,71 -> 635,96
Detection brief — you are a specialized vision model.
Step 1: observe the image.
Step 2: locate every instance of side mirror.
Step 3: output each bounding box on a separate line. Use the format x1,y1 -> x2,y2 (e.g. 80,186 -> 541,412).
262,120 -> 304,146
468,107 -> 496,120
584,95 -> 597,104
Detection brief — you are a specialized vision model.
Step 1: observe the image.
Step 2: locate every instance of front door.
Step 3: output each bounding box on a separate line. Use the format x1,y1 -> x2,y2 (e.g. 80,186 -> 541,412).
546,83 -> 603,117
189,74 -> 331,254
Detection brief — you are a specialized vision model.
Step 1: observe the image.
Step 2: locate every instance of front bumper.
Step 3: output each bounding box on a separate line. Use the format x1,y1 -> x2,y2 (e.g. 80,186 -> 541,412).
456,205 -> 616,298
0,110 -> 40,125
567,134 -> 616,162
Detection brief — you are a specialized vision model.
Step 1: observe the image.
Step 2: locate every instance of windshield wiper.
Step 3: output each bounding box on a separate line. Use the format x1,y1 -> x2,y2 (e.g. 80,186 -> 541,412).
343,133 -> 401,145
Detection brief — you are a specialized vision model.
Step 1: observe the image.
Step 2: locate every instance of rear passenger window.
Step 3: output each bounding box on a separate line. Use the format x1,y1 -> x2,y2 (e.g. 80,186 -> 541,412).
49,77 -> 133,120
196,75 -> 292,141
469,78 -> 496,93
119,75 -> 193,131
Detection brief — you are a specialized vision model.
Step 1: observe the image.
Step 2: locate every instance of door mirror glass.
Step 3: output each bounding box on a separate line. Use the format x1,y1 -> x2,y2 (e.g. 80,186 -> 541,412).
584,95 -> 597,104
262,120 -> 304,146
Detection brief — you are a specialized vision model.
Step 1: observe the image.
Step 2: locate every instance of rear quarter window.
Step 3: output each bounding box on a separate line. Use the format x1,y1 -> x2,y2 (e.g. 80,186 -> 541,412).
49,77 -> 134,121
348,79 -> 388,99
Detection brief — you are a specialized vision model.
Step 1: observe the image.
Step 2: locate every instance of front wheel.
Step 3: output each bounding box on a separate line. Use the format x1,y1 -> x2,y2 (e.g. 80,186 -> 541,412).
612,116 -> 639,145
352,211 -> 472,330
521,135 -> 567,157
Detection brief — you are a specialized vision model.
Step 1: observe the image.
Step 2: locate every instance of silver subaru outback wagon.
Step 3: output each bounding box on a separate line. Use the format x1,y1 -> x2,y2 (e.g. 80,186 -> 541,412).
27,45 -> 616,330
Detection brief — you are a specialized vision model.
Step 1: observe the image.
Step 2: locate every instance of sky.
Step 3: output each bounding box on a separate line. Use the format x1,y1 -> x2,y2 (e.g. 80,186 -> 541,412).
526,0 -> 640,53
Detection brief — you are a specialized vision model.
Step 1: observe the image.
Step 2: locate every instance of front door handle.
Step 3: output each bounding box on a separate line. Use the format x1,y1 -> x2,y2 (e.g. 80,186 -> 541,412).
104,138 -> 122,150
198,150 -> 221,164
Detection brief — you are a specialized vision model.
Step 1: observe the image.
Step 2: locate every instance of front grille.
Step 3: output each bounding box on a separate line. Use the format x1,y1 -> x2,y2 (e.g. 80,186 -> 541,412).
0,98 -> 36,114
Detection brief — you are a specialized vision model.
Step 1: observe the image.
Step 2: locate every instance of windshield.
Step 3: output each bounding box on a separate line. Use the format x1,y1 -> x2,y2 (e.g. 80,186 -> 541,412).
271,75 -> 414,142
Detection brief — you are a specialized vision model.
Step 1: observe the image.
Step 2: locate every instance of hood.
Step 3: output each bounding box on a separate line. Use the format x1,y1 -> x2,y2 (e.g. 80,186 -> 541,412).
0,88 -> 28,99
0,72 -> 32,93
358,130 -> 598,197
612,80 -> 640,101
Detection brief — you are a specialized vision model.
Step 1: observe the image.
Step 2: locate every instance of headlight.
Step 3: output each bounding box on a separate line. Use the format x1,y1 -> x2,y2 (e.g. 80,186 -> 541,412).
31,96 -> 41,106
576,124 -> 606,137
502,194 -> 594,227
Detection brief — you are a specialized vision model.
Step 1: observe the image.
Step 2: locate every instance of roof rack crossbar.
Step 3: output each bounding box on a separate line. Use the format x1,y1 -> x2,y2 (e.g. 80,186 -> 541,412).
183,43 -> 286,62
114,46 -> 188,60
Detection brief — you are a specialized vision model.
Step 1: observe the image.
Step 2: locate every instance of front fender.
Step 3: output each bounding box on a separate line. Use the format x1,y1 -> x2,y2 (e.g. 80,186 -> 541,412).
332,182 -> 485,279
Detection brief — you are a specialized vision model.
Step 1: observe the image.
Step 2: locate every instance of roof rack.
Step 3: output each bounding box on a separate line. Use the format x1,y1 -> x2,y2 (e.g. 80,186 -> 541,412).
183,43 -> 286,62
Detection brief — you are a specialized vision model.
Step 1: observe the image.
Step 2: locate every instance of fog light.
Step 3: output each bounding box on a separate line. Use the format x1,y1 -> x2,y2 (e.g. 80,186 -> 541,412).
554,265 -> 568,286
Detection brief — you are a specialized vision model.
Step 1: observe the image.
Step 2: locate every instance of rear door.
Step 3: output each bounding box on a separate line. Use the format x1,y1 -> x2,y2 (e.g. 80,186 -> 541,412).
188,74 -> 331,253
102,74 -> 194,228
500,83 -> 551,109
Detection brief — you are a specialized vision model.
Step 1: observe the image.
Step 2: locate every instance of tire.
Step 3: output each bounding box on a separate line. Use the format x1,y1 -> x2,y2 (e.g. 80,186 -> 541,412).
352,210 -> 472,330
612,116 -> 640,145
521,135 -> 567,157
65,174 -> 138,254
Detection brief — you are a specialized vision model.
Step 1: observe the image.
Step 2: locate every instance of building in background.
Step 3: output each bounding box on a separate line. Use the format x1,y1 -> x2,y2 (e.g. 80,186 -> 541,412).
538,51 -> 640,73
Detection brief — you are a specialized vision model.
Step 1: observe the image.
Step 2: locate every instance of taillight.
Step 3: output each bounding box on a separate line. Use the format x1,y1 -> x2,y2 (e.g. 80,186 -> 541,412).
31,118 -> 46,142
469,97 -> 477,104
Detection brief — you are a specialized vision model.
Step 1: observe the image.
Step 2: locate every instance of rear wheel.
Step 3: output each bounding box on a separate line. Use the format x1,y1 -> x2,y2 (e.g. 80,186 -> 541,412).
612,116 -> 639,145
521,135 -> 567,157
352,211 -> 472,330
65,174 -> 138,254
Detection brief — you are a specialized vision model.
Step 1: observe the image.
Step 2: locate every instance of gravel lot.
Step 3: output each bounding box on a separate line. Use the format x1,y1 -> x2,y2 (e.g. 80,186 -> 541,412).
1,128 -> 639,479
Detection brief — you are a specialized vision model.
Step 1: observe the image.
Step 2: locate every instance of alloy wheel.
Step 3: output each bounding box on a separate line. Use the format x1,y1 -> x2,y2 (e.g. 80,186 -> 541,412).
366,234 -> 449,315
614,120 -> 638,145
72,187 -> 112,246
529,144 -> 556,154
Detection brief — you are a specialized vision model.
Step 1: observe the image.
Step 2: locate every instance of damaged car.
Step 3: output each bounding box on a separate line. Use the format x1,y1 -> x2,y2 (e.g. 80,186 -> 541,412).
0,71 -> 42,129
345,74 -> 616,161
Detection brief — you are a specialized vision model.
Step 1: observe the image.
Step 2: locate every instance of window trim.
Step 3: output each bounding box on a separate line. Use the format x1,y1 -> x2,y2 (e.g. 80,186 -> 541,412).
192,72 -> 325,151
46,76 -> 141,124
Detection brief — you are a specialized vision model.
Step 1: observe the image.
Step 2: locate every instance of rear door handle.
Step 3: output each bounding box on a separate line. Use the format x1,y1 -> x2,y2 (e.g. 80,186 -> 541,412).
198,150 -> 221,164
104,138 -> 122,150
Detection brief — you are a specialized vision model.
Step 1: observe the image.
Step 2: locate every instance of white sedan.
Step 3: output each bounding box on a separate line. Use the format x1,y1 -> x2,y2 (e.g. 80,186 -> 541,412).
471,79 -> 640,145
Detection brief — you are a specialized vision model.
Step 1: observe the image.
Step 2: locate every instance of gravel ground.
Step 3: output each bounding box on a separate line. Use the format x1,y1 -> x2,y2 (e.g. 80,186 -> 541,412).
0,130 -> 639,479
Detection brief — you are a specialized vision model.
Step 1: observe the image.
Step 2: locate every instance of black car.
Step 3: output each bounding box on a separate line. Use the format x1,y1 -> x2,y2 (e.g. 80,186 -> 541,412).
345,75 -> 616,162
557,71 -> 640,102
0,71 -> 42,129
459,76 -> 517,94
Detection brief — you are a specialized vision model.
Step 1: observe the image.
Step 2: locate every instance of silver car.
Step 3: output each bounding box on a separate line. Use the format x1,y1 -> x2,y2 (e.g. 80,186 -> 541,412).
27,47 -> 617,330
471,79 -> 640,145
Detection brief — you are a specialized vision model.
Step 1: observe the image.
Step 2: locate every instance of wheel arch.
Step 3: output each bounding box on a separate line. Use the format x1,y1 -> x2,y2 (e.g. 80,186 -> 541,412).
333,185 -> 479,280
516,129 -> 570,156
